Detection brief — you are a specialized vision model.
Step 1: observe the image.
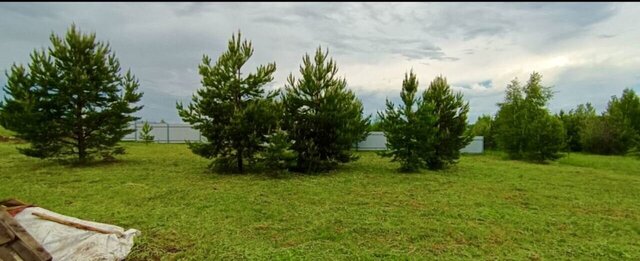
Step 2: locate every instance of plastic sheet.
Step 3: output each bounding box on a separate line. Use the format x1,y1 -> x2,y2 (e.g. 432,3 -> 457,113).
13,207 -> 140,261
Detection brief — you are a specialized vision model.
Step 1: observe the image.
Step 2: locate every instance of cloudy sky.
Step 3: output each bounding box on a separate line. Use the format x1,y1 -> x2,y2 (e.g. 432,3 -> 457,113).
1,2 -> 639,123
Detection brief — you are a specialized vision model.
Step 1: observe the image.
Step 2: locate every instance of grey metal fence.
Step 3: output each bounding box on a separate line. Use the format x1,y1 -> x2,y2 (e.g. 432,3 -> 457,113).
123,123 -> 483,153
122,122 -> 204,143
356,131 -> 484,153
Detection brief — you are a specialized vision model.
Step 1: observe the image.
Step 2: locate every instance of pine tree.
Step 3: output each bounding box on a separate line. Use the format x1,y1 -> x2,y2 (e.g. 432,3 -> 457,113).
378,70 -> 437,172
494,72 -> 565,162
140,121 -> 155,144
422,76 -> 472,170
259,128 -> 296,174
282,47 -> 370,172
176,32 -> 279,173
0,24 -> 143,163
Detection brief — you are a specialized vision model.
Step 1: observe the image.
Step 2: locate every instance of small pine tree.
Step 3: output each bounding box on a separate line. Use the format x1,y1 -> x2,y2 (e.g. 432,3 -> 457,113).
259,129 -> 297,174
0,24 -> 143,163
378,70 -> 437,172
422,76 -> 472,170
140,121 -> 155,144
494,72 -> 565,162
282,47 -> 370,172
176,31 -> 279,173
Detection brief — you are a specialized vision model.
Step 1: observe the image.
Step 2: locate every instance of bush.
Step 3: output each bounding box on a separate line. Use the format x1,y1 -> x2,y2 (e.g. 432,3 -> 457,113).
580,116 -> 630,155
558,103 -> 596,152
580,89 -> 640,155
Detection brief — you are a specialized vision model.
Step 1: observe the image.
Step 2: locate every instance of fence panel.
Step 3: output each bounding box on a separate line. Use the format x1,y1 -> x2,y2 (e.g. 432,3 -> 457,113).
356,131 -> 387,151
122,122 -> 483,153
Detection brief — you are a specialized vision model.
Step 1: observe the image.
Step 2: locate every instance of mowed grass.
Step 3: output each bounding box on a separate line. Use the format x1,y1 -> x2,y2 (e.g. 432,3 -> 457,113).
0,125 -> 14,137
1,142 -> 639,260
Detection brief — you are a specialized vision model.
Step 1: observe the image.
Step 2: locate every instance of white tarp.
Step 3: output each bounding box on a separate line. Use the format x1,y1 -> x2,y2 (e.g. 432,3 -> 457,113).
13,207 -> 140,261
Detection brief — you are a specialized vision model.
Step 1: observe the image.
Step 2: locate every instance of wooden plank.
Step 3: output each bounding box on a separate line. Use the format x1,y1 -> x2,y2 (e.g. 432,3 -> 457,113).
10,240 -> 45,261
0,210 -> 51,261
0,245 -> 20,261
0,218 -> 15,245
32,212 -> 124,238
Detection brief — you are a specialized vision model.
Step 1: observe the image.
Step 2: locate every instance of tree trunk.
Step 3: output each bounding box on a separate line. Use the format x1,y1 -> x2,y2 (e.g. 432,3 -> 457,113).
76,97 -> 86,163
78,138 -> 86,163
237,149 -> 243,173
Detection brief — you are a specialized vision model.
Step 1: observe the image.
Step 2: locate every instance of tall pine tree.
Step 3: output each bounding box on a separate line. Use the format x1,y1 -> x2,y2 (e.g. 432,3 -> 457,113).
422,76 -> 472,170
0,24 -> 142,163
378,70 -> 437,172
176,32 -> 279,173
282,47 -> 369,172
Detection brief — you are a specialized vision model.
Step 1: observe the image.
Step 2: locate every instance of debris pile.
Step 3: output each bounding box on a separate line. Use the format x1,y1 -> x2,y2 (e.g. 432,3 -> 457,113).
1,199 -> 140,261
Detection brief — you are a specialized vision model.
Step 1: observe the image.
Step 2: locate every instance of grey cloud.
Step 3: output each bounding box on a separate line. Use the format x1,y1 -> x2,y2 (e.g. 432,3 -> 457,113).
0,2 -> 636,124
0,3 -> 62,19
548,65 -> 640,114
252,16 -> 291,25
598,34 -> 616,39
411,2 -> 618,52
463,27 -> 506,41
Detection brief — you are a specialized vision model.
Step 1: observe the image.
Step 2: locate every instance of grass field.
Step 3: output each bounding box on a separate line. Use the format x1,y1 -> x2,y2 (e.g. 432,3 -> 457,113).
1,142 -> 639,260
0,125 -> 14,137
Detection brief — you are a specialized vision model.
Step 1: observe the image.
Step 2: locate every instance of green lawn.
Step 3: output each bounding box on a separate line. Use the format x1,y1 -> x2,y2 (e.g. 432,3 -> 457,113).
0,125 -> 14,137
1,142 -> 639,260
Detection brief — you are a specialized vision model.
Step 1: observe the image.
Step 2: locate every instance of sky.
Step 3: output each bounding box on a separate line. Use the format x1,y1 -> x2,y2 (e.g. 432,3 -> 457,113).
1,2 -> 639,123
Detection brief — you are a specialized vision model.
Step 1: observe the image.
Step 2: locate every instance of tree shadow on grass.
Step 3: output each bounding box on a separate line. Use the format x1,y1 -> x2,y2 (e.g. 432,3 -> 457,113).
197,163 -> 348,182
11,156 -> 146,173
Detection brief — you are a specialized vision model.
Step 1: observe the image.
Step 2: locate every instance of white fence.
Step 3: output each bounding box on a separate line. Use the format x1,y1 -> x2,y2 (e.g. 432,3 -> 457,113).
123,123 -> 483,153
356,132 -> 484,153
